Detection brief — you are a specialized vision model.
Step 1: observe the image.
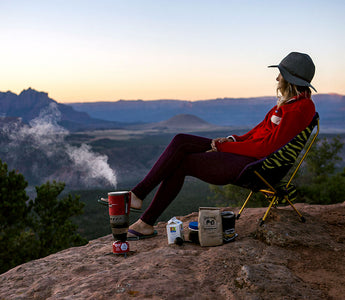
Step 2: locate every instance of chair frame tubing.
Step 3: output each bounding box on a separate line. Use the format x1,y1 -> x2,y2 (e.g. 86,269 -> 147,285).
237,119 -> 319,226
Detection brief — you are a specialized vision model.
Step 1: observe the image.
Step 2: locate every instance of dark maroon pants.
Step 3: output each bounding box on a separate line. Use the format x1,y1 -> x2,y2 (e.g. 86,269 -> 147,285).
132,134 -> 256,225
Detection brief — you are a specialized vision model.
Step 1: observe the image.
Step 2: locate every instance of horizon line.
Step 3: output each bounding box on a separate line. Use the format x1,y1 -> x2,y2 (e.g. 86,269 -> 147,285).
1,88 -> 344,104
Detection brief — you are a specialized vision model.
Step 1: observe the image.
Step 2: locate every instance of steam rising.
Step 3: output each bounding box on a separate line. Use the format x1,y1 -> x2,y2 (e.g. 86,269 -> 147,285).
66,144 -> 117,187
2,103 -> 117,188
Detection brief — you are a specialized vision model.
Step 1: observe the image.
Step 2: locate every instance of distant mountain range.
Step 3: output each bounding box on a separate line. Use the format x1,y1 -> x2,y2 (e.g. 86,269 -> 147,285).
69,94 -> 345,132
0,88 -> 344,132
70,97 -> 275,127
0,88 -> 122,131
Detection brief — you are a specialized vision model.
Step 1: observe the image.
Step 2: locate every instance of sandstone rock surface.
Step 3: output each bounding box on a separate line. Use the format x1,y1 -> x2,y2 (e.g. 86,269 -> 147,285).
1,203 -> 345,299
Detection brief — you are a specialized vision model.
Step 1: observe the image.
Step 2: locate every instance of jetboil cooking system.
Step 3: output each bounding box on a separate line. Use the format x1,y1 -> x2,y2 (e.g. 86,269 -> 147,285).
108,191 -> 131,255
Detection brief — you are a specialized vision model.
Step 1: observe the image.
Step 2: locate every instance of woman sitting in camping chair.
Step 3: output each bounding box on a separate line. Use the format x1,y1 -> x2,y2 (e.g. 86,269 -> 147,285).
125,52 -> 317,240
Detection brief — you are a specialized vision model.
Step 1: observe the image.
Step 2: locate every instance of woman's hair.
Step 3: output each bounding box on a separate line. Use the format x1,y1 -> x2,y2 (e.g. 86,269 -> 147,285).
277,77 -> 311,107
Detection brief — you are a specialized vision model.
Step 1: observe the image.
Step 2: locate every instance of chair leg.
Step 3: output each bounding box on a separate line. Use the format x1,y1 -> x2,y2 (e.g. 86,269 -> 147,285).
284,196 -> 306,223
237,191 -> 253,220
260,195 -> 278,226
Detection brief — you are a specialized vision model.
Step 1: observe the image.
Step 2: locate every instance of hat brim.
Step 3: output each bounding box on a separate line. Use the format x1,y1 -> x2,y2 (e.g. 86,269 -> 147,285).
268,65 -> 317,92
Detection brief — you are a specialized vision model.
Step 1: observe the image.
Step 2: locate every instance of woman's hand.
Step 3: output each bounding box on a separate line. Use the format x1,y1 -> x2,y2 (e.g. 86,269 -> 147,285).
209,137 -> 233,152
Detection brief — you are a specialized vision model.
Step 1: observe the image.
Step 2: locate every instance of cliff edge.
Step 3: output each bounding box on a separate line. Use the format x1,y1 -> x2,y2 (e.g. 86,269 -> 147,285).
1,203 -> 345,299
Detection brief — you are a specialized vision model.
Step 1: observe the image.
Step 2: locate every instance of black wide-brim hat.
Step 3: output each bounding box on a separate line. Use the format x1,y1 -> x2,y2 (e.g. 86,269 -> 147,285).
269,52 -> 317,92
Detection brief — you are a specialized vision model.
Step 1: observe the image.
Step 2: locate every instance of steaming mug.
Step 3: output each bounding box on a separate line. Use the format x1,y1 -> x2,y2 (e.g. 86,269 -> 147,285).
108,191 -> 131,242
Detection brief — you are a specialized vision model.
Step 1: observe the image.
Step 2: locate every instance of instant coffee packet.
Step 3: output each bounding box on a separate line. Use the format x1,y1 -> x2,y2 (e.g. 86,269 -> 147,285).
198,207 -> 223,247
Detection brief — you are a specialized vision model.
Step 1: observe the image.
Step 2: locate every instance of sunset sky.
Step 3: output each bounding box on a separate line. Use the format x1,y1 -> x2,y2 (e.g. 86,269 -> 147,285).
0,0 -> 344,102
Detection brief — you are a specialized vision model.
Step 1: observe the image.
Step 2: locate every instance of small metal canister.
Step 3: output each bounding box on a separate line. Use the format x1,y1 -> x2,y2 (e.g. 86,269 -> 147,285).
221,211 -> 237,243
188,221 -> 199,244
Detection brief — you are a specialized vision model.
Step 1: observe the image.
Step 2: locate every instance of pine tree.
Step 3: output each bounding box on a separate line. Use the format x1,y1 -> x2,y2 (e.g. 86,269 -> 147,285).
0,160 -> 87,274
29,181 -> 87,257
0,160 -> 38,273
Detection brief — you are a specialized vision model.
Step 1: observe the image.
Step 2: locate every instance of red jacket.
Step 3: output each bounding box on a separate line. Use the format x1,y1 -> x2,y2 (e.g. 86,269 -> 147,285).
216,94 -> 316,159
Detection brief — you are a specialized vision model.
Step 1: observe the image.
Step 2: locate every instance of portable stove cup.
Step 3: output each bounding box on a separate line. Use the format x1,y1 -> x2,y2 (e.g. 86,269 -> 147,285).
108,191 -> 131,255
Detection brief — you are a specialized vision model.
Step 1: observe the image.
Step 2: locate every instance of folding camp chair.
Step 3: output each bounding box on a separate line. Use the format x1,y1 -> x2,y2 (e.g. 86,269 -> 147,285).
234,112 -> 320,226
